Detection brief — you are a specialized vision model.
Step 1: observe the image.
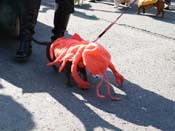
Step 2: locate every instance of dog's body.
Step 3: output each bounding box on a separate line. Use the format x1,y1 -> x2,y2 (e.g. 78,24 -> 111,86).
47,33 -> 124,100
114,0 -> 130,8
137,0 -> 165,17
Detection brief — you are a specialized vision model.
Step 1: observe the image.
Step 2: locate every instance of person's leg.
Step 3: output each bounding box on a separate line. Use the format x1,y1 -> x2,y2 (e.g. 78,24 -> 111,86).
47,0 -> 74,61
51,0 -> 74,42
16,0 -> 41,62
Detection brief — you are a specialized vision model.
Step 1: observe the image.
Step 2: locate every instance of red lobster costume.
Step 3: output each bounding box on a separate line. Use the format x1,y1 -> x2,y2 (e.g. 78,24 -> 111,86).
48,33 -> 124,100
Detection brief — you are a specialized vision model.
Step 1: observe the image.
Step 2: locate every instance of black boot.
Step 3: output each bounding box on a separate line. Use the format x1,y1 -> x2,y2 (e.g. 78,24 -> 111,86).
15,40 -> 32,62
15,0 -> 41,62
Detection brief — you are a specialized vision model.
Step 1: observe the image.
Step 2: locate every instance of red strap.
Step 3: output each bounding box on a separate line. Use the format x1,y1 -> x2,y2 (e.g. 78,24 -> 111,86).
93,0 -> 137,42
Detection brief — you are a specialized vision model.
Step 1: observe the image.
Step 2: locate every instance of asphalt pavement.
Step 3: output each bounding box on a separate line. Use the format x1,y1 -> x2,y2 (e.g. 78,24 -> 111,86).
0,0 -> 175,131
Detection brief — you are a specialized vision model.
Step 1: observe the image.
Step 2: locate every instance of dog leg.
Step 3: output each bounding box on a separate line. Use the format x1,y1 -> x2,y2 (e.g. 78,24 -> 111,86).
156,10 -> 160,16
127,2 -> 131,8
64,61 -> 88,87
142,8 -> 146,13
79,68 -> 87,81
80,0 -> 83,6
161,11 -> 164,17
64,62 -> 72,87
114,0 -> 120,8
137,7 -> 141,14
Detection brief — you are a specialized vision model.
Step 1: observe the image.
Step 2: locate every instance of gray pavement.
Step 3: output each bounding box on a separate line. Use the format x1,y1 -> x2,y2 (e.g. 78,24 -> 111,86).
0,0 -> 175,131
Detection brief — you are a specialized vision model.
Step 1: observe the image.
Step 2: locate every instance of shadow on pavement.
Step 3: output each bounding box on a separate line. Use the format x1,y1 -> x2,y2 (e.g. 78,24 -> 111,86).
95,72 -> 175,131
0,21 -> 175,131
73,10 -> 100,20
0,87 -> 35,131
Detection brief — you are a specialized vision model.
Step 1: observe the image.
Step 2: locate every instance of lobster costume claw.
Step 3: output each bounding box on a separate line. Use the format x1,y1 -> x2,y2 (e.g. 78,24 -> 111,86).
48,33 -> 124,100
108,62 -> 124,86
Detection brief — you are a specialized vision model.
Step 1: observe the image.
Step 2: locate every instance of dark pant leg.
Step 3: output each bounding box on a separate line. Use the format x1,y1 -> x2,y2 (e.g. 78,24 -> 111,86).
19,0 -> 41,41
51,0 -> 74,41
47,0 -> 74,63
16,0 -> 41,62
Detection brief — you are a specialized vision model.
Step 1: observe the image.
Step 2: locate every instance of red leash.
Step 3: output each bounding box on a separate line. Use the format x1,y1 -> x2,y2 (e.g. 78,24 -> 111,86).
93,0 -> 137,42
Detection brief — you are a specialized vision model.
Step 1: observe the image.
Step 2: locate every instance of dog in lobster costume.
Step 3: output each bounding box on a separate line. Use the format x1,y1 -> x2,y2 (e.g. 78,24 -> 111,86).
48,33 -> 124,100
